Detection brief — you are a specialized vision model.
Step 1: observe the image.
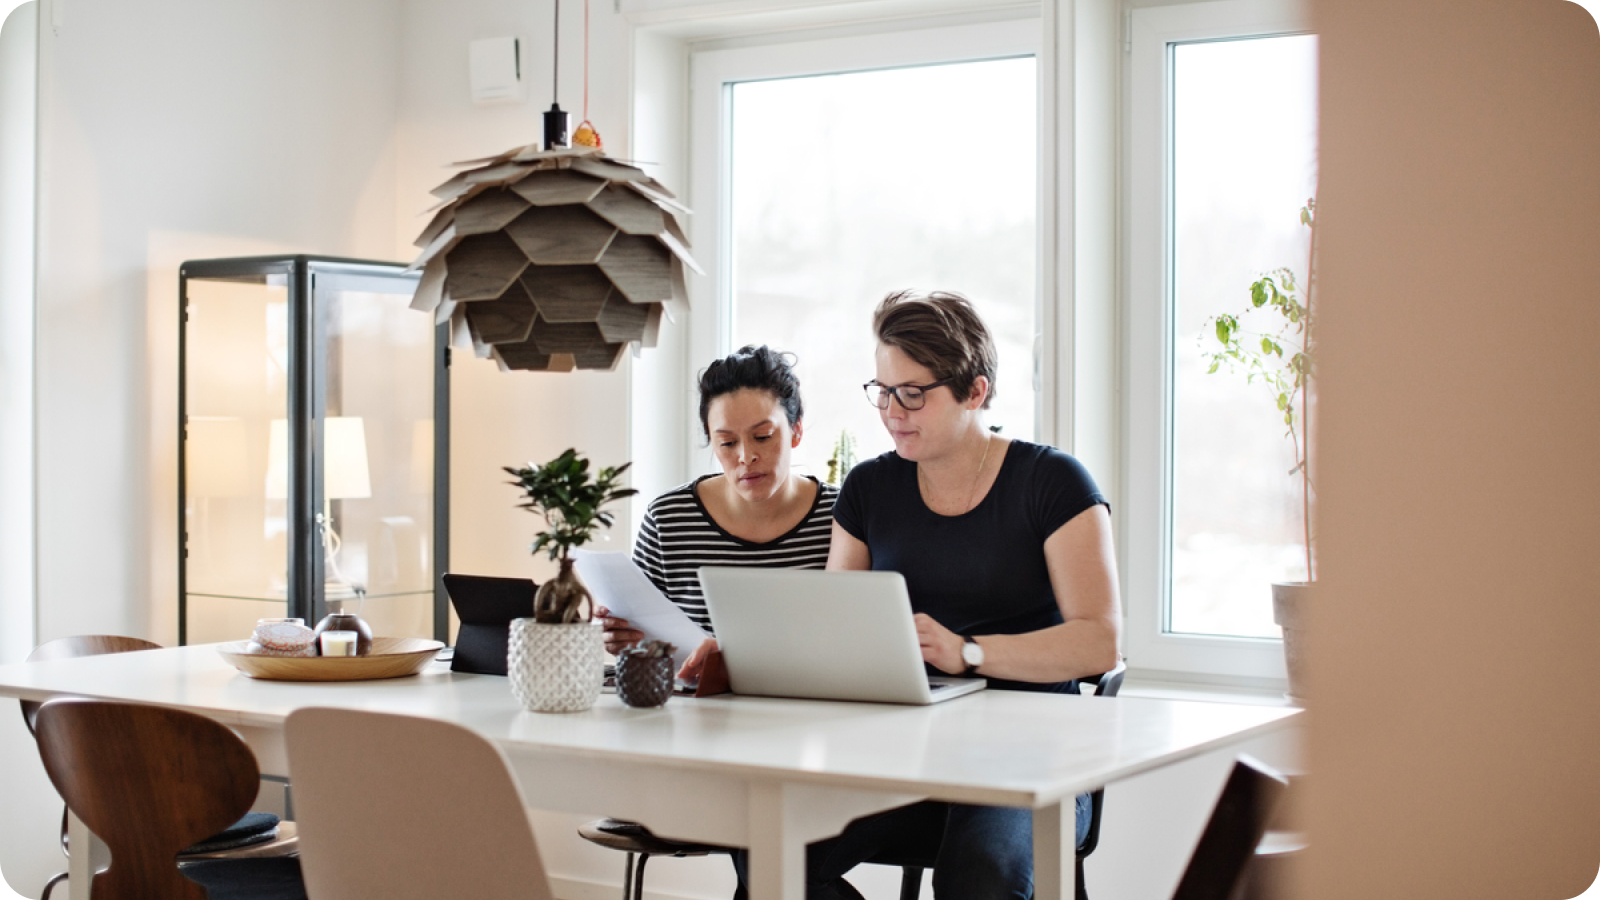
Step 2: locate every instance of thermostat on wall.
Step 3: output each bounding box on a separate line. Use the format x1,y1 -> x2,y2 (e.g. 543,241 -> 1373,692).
469,36 -> 522,106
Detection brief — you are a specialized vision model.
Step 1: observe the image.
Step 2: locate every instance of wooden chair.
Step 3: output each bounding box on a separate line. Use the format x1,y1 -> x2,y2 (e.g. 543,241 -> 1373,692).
1170,756 -> 1288,900
21,636 -> 162,899
21,635 -> 292,898
873,659 -> 1129,900
284,706 -> 557,900
31,698 -> 304,900
19,635 -> 162,732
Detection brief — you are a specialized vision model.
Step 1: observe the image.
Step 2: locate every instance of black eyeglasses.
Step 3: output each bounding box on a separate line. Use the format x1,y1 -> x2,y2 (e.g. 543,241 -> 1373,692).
863,378 -> 955,411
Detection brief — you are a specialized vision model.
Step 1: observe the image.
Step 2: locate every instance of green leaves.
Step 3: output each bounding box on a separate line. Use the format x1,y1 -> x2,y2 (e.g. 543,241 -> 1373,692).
1197,206 -> 1316,454
504,448 -> 640,562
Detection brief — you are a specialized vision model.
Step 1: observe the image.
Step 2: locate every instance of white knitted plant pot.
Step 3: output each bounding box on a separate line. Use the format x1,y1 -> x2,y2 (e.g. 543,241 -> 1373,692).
508,619 -> 605,713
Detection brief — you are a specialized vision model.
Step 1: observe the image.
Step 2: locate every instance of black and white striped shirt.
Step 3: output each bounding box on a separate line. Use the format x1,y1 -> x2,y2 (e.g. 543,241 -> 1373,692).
632,476 -> 838,634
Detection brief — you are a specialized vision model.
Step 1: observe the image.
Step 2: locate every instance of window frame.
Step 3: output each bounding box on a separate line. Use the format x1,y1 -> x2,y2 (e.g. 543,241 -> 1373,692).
1123,0 -> 1313,685
685,16 -> 1043,478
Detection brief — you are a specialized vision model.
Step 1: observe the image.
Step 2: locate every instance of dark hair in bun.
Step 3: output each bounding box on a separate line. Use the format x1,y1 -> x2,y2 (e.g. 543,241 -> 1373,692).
697,345 -> 803,440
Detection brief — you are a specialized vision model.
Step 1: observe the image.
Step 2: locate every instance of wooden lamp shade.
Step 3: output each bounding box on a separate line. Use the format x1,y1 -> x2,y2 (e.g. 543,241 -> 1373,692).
407,145 -> 698,372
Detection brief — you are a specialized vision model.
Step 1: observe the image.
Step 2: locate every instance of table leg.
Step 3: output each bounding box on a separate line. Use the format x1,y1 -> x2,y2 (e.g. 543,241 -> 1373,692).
744,782 -> 922,900
1032,801 -> 1076,900
66,810 -> 106,900
746,782 -> 807,900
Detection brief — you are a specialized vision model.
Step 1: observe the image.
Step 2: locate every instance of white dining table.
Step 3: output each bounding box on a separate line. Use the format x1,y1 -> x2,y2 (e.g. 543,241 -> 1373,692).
0,645 -> 1299,900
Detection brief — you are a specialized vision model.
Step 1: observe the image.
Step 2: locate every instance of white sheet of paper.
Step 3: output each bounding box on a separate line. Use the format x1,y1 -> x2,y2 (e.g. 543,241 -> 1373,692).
572,549 -> 710,671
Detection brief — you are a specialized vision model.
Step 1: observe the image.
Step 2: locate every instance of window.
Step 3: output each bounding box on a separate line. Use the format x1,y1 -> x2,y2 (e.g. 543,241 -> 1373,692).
689,18 -> 1041,478
1127,0 -> 1316,683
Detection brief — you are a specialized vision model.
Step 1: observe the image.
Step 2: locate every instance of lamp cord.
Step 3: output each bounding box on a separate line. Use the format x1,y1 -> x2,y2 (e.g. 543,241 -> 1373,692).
552,0 -> 560,104
582,0 -> 589,121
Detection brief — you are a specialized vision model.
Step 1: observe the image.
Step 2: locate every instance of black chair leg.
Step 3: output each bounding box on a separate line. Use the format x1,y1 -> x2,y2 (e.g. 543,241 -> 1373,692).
633,852 -> 650,900
899,865 -> 924,900
1075,854 -> 1088,900
40,872 -> 68,900
621,852 -> 636,900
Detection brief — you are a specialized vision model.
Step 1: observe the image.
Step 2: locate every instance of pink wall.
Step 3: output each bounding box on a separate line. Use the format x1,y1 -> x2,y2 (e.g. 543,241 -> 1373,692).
1311,1 -> 1600,896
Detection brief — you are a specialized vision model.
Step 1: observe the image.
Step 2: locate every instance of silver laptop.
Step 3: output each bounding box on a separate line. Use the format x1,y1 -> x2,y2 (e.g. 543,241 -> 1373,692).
697,567 -> 986,705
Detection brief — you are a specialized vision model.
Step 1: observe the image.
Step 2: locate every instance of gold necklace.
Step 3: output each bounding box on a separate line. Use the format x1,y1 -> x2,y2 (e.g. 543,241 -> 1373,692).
966,434 -> 993,511
921,434 -> 993,513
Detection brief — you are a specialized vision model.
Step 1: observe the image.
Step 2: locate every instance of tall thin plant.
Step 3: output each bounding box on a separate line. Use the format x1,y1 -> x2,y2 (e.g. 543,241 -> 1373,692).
1201,198 -> 1317,581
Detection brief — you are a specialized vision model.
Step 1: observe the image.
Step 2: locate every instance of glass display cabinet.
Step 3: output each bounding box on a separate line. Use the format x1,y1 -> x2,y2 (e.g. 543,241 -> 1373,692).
179,256 -> 449,645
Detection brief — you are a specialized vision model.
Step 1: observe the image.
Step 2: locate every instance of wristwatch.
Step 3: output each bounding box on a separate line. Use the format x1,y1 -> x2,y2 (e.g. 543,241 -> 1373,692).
960,636 -> 984,676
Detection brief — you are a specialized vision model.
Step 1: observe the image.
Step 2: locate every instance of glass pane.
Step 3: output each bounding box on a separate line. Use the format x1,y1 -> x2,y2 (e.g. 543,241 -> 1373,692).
1170,34 -> 1318,638
184,277 -> 291,643
729,57 -> 1037,478
320,279 -> 436,640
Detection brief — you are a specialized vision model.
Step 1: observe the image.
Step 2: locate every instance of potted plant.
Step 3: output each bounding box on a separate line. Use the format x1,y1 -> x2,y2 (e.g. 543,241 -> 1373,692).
1201,198 -> 1317,699
502,448 -> 637,712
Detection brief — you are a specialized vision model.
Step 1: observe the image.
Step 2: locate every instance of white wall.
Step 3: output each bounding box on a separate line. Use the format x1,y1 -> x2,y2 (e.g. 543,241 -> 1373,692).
8,0 -> 408,894
0,6 -> 48,895
33,0 -> 406,645
0,1 -> 36,668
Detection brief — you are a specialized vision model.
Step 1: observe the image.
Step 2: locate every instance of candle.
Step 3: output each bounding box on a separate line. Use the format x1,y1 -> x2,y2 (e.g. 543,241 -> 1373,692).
319,630 -> 358,658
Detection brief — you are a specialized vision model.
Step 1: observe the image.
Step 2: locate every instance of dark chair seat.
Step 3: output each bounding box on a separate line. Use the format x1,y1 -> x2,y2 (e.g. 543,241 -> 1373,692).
578,818 -> 740,858
576,818 -> 745,900
180,857 -> 307,900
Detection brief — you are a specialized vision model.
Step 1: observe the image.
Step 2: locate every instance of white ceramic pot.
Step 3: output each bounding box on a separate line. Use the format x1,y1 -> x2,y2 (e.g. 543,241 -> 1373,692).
508,619 -> 604,713
1272,581 -> 1313,703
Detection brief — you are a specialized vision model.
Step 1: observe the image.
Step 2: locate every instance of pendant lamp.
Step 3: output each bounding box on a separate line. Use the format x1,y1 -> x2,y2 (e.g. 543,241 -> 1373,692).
407,0 -> 698,372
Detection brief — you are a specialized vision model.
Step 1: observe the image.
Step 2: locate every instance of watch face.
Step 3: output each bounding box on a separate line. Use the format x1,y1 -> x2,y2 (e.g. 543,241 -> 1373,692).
962,640 -> 983,667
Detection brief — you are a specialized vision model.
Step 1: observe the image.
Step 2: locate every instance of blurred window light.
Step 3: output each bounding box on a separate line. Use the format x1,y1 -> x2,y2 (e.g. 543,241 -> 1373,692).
726,55 -> 1038,479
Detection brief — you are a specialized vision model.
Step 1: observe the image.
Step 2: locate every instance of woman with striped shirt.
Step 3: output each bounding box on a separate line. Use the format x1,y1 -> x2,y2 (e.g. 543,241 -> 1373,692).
598,345 -> 838,657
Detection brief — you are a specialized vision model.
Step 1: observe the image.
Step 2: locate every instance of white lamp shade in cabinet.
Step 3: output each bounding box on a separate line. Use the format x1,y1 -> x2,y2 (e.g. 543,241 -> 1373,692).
265,417 -> 372,501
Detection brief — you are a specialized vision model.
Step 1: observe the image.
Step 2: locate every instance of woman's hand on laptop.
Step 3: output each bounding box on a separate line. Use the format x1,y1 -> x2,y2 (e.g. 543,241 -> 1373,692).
597,606 -> 644,655
677,638 -> 720,681
915,613 -> 966,674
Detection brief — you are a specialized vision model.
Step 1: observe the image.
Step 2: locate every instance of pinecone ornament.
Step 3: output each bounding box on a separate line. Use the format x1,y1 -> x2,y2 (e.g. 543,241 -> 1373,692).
615,640 -> 675,708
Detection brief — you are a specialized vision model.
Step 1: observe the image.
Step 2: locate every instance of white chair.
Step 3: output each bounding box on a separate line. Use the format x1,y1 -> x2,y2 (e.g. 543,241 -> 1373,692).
284,707 -> 555,900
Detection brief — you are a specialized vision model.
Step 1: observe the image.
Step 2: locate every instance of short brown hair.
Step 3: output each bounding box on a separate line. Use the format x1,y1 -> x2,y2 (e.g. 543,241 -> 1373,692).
872,290 -> 997,409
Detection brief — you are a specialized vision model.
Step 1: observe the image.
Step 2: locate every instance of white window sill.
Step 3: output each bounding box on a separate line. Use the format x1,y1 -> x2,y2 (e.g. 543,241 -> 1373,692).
1120,676 -> 1300,708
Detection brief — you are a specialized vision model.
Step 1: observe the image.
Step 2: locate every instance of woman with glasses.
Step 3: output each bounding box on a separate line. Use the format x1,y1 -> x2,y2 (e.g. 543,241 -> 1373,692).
812,290 -> 1122,900
598,344 -> 837,657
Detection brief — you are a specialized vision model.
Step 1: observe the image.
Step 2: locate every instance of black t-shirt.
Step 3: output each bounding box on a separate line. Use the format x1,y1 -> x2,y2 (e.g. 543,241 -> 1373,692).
833,439 -> 1108,693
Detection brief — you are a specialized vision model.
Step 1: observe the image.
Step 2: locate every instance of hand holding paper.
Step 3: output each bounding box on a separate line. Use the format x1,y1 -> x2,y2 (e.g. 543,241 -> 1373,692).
572,550 -> 711,672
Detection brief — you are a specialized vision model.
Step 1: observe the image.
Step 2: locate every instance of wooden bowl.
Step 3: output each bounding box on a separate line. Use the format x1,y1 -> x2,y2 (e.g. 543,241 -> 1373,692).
217,637 -> 445,682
